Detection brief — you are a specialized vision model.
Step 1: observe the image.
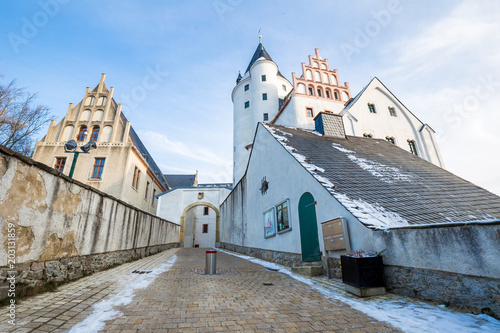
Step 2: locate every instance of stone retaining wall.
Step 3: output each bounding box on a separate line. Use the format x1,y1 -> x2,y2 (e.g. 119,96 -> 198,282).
0,145 -> 180,300
385,264 -> 500,316
218,242 -> 302,267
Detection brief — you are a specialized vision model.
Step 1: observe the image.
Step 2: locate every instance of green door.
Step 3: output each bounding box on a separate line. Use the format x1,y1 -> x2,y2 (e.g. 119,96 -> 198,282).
298,192 -> 321,262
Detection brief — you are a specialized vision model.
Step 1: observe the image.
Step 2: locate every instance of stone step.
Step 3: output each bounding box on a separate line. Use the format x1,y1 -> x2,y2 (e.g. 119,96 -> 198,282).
292,264 -> 324,277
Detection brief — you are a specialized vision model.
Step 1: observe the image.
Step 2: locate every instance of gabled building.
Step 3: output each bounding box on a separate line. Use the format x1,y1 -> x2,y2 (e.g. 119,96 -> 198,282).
232,43 -> 443,184
222,41 -> 500,315
33,74 -> 169,214
221,116 -> 500,314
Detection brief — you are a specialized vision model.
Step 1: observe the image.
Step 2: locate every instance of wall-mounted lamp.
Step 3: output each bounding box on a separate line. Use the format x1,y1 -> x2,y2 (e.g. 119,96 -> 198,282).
64,139 -> 97,178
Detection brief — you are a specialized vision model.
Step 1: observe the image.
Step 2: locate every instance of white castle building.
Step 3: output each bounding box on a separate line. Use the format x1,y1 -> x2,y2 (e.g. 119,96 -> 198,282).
232,40 -> 444,184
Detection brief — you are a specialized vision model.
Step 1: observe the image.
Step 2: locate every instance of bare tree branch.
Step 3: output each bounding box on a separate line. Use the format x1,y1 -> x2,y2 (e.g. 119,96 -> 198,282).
0,80 -> 53,156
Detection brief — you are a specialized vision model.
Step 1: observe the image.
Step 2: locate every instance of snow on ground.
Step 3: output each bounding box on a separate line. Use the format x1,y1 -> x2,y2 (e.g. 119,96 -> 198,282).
219,249 -> 500,333
68,255 -> 177,333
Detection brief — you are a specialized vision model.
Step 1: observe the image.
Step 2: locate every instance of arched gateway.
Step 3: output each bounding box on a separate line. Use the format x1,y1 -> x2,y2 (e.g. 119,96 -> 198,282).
156,185 -> 232,248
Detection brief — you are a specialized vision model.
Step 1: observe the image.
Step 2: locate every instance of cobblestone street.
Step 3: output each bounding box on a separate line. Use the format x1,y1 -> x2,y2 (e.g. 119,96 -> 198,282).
1,248 -> 402,332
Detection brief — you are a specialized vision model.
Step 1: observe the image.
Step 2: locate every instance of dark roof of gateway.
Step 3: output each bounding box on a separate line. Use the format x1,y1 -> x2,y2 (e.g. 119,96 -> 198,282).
264,124 -> 500,229
164,174 -> 196,189
245,43 -> 285,79
120,112 -> 169,190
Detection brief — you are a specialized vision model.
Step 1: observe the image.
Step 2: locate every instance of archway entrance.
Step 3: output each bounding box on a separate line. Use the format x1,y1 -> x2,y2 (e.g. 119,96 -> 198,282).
179,202 -> 220,248
298,192 -> 321,262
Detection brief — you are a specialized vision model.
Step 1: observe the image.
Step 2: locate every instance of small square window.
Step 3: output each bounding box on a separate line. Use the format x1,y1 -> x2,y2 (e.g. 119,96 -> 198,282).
203,206 -> 209,215
282,84 -> 287,91
244,101 -> 249,108
54,157 -> 66,172
306,108 -> 314,118
262,93 -> 267,100
368,103 -> 376,113
261,75 -> 266,82
244,84 -> 249,91
388,107 -> 397,117
202,224 -> 209,233
263,113 -> 269,122
91,158 -> 105,179
276,199 -> 291,233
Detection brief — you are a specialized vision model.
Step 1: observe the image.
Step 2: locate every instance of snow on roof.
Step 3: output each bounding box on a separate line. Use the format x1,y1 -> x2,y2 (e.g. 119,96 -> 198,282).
264,124 -> 500,230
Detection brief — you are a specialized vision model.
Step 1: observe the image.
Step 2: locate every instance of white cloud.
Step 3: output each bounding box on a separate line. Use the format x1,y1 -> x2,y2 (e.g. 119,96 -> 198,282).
377,0 -> 500,196
138,129 -> 229,166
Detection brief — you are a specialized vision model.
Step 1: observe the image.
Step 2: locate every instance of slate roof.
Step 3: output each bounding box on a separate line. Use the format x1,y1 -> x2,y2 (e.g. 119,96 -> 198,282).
120,112 -> 169,190
245,42 -> 285,79
164,174 -> 197,189
264,124 -> 500,229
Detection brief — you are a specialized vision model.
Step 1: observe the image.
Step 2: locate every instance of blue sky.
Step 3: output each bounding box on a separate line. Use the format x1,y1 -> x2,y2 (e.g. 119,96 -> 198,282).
1,0 -> 499,195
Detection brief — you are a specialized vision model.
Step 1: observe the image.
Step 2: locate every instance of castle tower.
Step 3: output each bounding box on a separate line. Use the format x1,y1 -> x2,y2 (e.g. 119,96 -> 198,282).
232,38 -> 293,184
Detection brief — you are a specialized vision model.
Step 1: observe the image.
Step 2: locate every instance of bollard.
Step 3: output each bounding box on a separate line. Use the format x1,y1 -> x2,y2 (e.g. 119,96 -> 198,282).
205,250 -> 217,275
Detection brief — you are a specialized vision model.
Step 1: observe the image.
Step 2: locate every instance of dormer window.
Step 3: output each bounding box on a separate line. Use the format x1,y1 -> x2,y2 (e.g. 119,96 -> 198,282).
363,133 -> 373,138
386,136 -> 395,144
368,103 -> 376,113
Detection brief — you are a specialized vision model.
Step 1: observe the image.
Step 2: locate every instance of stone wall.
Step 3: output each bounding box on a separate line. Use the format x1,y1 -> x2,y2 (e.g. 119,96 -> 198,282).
0,145 -> 180,300
384,265 -> 500,316
218,242 -> 302,267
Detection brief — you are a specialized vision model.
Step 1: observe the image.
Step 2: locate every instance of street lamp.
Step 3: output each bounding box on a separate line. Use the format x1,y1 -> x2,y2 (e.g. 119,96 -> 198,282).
64,139 -> 97,178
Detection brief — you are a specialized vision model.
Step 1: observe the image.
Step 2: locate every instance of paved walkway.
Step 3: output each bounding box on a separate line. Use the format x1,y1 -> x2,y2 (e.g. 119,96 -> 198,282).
1,248 -> 401,332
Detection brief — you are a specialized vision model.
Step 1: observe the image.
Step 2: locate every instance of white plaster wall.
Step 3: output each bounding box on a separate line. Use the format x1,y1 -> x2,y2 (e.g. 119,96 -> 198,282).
275,95 -> 345,130
193,206 -> 216,248
156,187 -> 230,224
232,76 -> 254,185
232,59 -> 292,184
221,124 -> 375,257
344,82 -> 444,167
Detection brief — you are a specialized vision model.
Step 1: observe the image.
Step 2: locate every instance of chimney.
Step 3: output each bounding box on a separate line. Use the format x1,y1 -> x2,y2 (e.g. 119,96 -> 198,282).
314,112 -> 346,138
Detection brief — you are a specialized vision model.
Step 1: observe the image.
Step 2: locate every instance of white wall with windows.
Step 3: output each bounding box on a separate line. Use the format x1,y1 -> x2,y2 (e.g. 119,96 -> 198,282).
232,57 -> 293,184
342,78 -> 444,167
221,124 -> 372,255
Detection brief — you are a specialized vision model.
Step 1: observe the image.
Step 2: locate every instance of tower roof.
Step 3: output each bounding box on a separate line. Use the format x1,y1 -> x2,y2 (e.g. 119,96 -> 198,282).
244,42 -> 285,78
